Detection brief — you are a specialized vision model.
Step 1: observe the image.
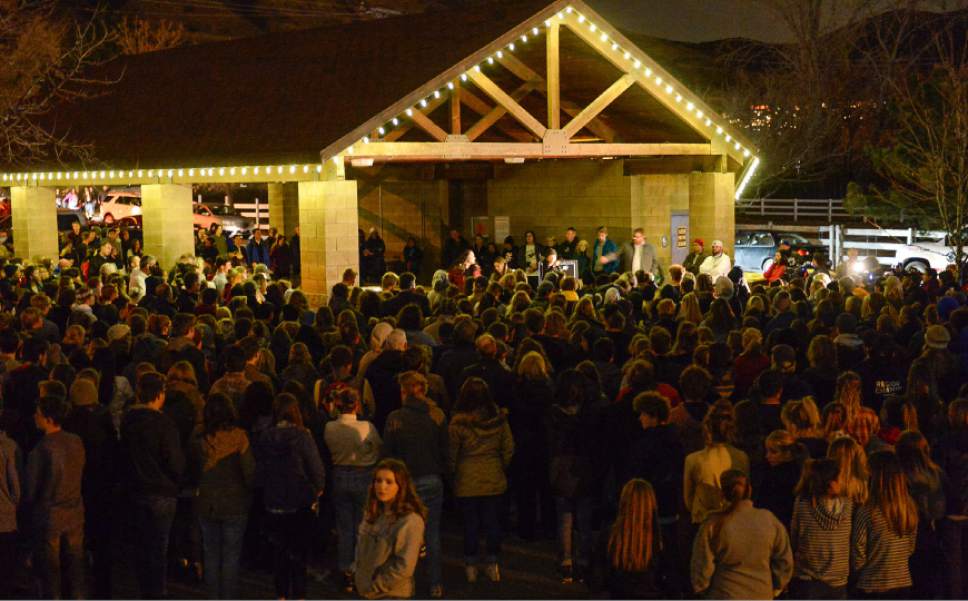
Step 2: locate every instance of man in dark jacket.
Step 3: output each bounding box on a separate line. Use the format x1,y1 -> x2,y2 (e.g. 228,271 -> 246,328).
383,371 -> 448,596
434,319 -> 480,400
458,334 -> 513,406
63,378 -> 118,599
380,272 -> 431,318
2,336 -> 49,452
25,395 -> 86,600
246,229 -> 271,267
120,371 -> 184,600
157,313 -> 210,393
364,329 -> 410,434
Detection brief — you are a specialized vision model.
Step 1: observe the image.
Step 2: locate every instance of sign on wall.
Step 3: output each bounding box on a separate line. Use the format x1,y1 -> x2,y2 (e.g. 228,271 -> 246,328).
494,216 -> 510,242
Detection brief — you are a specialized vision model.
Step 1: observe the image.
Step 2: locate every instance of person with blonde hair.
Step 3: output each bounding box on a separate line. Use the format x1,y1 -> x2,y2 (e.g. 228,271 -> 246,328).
593,479 -> 665,598
353,459 -> 427,599
782,398 -> 827,458
691,470 -> 793,599
758,430 -> 808,527
677,292 -> 703,325
851,451 -> 918,597
827,436 -> 869,506
684,403 -> 750,525
833,371 -> 863,422
821,402 -> 849,442
849,407 -> 891,455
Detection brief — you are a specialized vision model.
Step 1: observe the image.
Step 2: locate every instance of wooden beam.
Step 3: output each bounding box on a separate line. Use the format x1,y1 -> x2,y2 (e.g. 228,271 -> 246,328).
410,110 -> 449,142
499,54 -> 617,142
562,74 -> 635,138
466,82 -> 536,142
354,141 -> 713,161
451,81 -> 462,135
547,21 -> 561,129
562,14 -> 751,164
384,96 -> 448,142
454,87 -> 534,143
467,70 -> 547,140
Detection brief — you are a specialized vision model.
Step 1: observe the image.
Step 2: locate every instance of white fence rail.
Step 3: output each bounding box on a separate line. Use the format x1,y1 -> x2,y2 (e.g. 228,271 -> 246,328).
231,200 -> 269,230
738,198 -> 850,222
818,225 -> 946,267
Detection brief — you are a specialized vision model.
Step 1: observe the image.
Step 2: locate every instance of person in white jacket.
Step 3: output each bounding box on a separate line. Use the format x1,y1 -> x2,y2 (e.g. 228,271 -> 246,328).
700,240 -> 732,280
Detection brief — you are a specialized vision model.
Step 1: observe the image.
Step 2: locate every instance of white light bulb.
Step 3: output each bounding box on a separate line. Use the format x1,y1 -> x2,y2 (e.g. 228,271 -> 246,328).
230,167 -> 236,175
624,52 -> 631,60
100,171 -> 106,178
127,171 -> 133,178
532,27 -> 539,35
578,14 -> 585,23
474,65 -> 481,72
166,169 -> 173,177
557,11 -> 564,19
316,165 -> 323,173
241,167 -> 248,175
487,56 -> 494,65
735,142 -> 741,151
611,42 -> 618,50
277,166 -> 283,175
686,101 -> 694,111
447,82 -> 454,90
645,67 -> 652,76
177,169 -> 183,177
675,94 -> 682,102
716,126 -> 723,134
303,165 -> 309,173
590,24 -> 597,32
521,34 -> 528,42
705,118 -> 712,126
509,43 -> 515,51
378,127 -> 385,135
254,167 -> 261,175
544,19 -> 551,27
392,118 -> 399,126
406,108 -> 413,116
137,170 -> 143,177
725,134 -> 731,142
496,51 -> 503,59
421,97 -> 429,106
347,146 -> 354,154
696,110 -> 704,119
288,165 -> 296,174
363,136 -> 370,144
434,90 -> 441,98
665,85 -> 673,94
219,167 -> 225,176
566,6 -> 573,13
109,171 -> 115,178
38,173 -> 44,180
655,76 -> 662,85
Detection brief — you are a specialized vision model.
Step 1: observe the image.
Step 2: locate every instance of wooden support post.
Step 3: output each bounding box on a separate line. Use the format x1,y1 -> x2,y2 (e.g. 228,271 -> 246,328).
451,80 -> 462,135
547,21 -> 561,129
465,82 -> 536,142
410,110 -> 449,142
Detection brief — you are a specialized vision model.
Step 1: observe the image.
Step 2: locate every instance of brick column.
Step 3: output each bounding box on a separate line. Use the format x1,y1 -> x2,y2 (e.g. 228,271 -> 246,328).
689,172 -> 736,258
141,184 -> 195,271
630,174 -> 689,268
298,180 -> 359,306
268,182 -> 300,239
11,186 -> 58,261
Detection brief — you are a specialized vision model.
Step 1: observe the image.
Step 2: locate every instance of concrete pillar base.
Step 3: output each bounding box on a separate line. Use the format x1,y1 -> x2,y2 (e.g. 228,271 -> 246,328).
141,184 -> 195,272
298,180 -> 359,306
11,187 -> 58,262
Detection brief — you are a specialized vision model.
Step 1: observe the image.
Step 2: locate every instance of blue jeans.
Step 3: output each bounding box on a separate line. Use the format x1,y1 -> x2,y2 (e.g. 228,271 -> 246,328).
459,495 -> 503,565
414,475 -> 443,587
554,496 -> 593,568
198,515 -> 248,599
332,467 -> 372,571
131,495 -> 177,599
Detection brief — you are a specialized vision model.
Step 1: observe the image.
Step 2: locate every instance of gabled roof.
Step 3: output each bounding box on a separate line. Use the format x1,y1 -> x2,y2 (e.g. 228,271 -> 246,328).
7,0 -> 759,194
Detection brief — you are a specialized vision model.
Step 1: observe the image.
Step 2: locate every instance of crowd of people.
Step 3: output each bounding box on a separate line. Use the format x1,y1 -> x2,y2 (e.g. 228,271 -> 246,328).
0,218 -> 967,600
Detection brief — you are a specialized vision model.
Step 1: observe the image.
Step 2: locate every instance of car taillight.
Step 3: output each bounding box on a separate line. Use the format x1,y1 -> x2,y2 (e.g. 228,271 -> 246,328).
797,249 -> 809,256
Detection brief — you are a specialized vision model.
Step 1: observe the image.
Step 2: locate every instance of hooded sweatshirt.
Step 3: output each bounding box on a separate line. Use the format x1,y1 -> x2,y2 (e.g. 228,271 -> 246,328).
447,410 -> 514,498
259,423 -> 326,513
192,428 -> 256,519
790,496 -> 853,587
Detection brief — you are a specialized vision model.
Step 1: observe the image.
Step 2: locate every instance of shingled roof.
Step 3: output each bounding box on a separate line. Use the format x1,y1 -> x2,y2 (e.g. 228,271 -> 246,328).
34,0 -> 556,171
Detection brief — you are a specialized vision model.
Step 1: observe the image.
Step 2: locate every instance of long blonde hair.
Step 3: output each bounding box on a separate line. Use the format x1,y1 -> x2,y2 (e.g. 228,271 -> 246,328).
867,450 -> 918,536
834,371 -> 863,421
608,479 -> 658,572
828,436 -> 869,504
677,293 -> 703,325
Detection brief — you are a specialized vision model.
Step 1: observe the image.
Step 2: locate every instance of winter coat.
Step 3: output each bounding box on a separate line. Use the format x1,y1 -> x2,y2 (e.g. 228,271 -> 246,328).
120,405 -> 185,498
258,423 -> 326,512
191,428 -> 255,519
448,410 -> 514,498
545,405 -> 596,499
628,423 -> 685,519
354,512 -> 425,599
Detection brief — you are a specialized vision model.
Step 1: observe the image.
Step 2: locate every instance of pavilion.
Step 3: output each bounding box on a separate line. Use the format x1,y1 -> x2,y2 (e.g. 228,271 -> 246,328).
1,0 -> 759,303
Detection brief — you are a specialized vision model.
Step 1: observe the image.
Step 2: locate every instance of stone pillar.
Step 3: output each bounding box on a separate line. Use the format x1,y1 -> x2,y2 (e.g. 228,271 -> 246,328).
11,186 -> 58,261
141,184 -> 195,271
689,172 -> 736,258
630,174 -> 689,268
298,179 -> 359,306
268,182 -> 300,238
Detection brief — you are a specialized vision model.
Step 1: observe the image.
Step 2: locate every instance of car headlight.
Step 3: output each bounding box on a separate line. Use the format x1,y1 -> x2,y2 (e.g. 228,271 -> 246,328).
850,261 -> 867,274
946,252 -> 956,263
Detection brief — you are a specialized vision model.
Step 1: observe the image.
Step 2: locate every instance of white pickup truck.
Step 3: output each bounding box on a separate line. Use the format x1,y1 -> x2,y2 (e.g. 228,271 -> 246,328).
894,236 -> 957,272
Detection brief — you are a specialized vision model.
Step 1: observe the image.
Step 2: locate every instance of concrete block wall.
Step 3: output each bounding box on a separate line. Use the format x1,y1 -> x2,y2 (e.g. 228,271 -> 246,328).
358,179 -> 447,277
298,180 -> 359,305
486,160 -> 633,248
268,182 -> 300,238
141,184 -> 195,272
630,174 -> 690,267
11,187 -> 59,262
689,172 -> 736,257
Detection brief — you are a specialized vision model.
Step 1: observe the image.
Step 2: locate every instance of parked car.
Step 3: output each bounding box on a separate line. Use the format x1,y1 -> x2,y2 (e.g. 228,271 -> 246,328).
733,230 -> 826,273
193,202 -> 253,236
894,235 -> 957,273
95,189 -> 142,226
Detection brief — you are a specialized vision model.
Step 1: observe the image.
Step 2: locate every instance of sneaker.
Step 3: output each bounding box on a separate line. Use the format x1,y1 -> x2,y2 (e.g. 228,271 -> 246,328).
342,571 -> 355,593
430,584 -> 444,598
465,565 -> 478,584
484,563 -> 501,582
559,564 -> 574,584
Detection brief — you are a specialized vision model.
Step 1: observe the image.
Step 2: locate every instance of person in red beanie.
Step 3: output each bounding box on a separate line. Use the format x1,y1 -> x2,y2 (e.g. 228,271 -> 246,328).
684,238 -> 706,275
